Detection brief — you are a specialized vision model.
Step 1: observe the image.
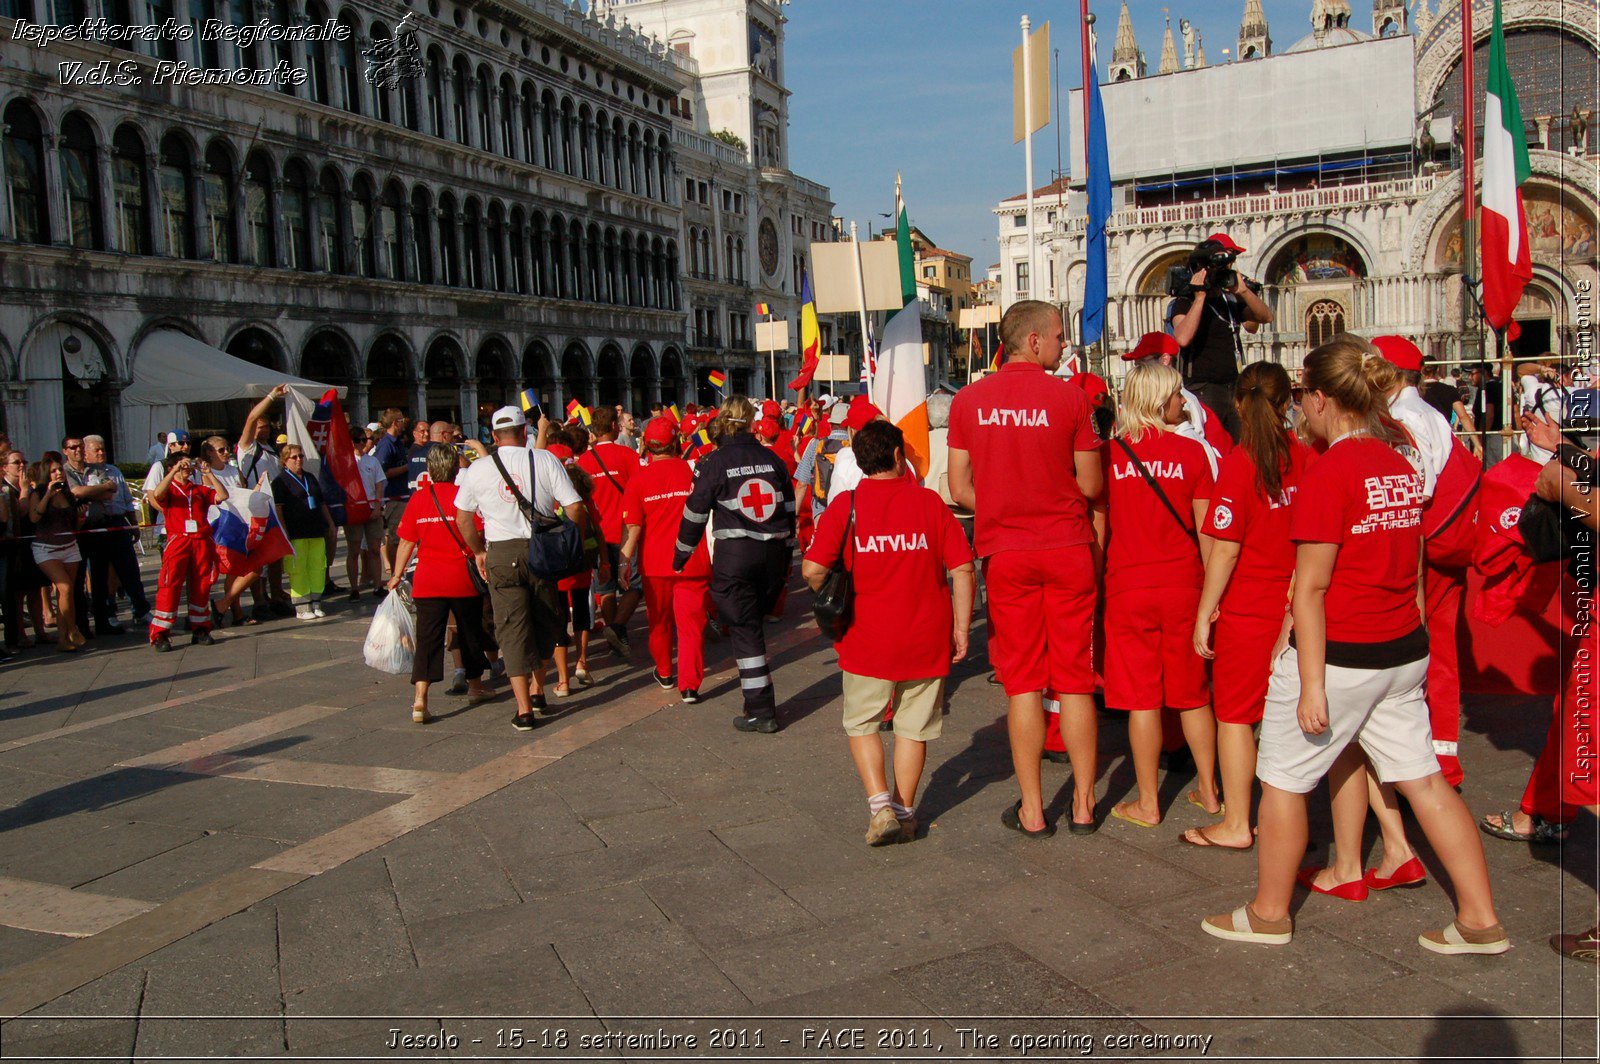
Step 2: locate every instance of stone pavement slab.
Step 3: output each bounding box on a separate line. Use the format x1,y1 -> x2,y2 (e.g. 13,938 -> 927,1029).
0,572 -> 1593,1061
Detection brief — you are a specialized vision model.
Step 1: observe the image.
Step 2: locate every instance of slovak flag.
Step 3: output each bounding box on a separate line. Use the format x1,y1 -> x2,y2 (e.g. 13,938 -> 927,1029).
306,389 -> 372,524
210,488 -> 294,573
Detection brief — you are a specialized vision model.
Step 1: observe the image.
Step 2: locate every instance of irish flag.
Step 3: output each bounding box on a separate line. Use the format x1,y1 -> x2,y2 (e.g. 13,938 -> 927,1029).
1480,0 -> 1531,332
873,174 -> 931,479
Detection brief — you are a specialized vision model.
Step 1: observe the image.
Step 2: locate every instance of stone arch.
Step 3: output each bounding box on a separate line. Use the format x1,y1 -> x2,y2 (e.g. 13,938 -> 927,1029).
1257,224 -> 1373,288
595,343 -> 626,408
303,326 -> 361,384
475,336 -> 515,411
1262,231 -> 1369,288
523,340 -> 556,405
222,324 -> 288,372
1415,3 -> 1598,123
423,335 -> 465,422
20,313 -> 120,455
1127,243 -> 1196,297
627,343 -> 657,415
363,329 -> 413,414
561,340 -> 594,406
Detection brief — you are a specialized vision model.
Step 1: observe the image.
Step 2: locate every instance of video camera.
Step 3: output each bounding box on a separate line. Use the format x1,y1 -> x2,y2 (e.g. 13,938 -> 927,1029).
1165,241 -> 1261,299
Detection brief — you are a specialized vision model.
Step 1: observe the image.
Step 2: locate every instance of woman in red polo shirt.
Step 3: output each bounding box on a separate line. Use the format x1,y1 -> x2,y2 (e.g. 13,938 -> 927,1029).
1189,362 -> 1314,849
1203,338 -> 1506,954
1101,360 -> 1218,829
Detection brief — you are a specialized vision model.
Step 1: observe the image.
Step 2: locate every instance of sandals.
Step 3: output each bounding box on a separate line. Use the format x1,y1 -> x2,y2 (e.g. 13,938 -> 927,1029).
1181,825 -> 1254,850
412,703 -> 430,724
1202,904 -> 1292,946
574,666 -> 593,688
1479,810 -> 1567,844
552,682 -> 571,698
1001,800 -> 1055,839
1187,790 -> 1224,816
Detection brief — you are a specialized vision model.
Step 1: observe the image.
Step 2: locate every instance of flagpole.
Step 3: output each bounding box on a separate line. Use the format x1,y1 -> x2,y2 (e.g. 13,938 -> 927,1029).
1460,0 -> 1480,369
1022,15 -> 1038,302
850,221 -> 875,406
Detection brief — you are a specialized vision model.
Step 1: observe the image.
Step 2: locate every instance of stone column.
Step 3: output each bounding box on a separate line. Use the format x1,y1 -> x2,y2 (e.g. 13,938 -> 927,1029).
414,378 -> 430,422
305,184 -> 326,270
266,173 -> 285,268
94,144 -> 116,251
449,207 -> 465,287
352,377 -> 372,426
41,132 -> 66,246
506,89 -> 524,162
496,219 -> 511,292
142,152 -> 164,255
439,66 -> 459,144
189,158 -> 212,259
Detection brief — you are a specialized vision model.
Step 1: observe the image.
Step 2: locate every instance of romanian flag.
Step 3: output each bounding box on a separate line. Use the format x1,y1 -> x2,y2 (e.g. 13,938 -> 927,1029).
787,271 -> 822,393
519,388 -> 540,413
666,403 -> 680,424
755,302 -> 770,316
796,411 -> 816,438
565,398 -> 591,425
693,427 -> 712,448
707,370 -> 726,392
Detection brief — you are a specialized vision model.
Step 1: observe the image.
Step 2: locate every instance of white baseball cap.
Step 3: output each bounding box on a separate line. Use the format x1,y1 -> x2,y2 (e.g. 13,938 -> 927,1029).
491,406 -> 527,430
365,422 -> 381,433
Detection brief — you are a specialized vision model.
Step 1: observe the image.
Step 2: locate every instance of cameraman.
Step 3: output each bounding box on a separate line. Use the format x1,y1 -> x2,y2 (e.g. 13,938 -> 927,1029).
1170,234 -> 1273,442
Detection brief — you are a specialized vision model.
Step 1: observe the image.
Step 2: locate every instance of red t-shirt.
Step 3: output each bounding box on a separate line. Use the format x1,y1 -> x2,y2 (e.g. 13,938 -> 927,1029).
576,440 -> 640,545
1203,437 -> 1315,610
620,456 -> 711,579
947,361 -> 1100,557
805,476 -> 973,681
1104,430 -> 1214,592
1288,436 -> 1424,643
161,480 -> 216,538
396,483 -> 482,599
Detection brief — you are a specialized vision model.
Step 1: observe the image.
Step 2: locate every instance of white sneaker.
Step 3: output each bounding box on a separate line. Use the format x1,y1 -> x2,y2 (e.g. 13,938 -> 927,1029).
311,604 -> 326,618
295,606 -> 315,621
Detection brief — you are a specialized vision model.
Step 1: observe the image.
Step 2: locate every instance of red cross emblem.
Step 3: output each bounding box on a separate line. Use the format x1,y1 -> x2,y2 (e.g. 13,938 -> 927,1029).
736,478 -> 776,522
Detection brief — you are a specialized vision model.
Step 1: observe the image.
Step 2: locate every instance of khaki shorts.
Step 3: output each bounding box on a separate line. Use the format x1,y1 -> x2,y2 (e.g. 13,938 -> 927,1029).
842,673 -> 945,741
344,516 -> 383,550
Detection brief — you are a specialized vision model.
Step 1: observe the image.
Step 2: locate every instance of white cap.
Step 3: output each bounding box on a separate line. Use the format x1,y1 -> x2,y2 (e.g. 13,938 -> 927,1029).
828,402 -> 849,425
365,422 -> 380,433
491,406 -> 527,430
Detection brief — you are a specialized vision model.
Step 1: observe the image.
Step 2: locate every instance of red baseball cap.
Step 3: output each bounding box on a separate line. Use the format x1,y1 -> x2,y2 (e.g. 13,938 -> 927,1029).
642,417 -> 675,446
1205,232 -> 1246,254
754,418 -> 779,439
760,400 -> 781,419
845,401 -> 883,432
545,442 -> 574,462
1068,371 -> 1110,405
1371,334 -> 1424,372
1123,332 -> 1181,362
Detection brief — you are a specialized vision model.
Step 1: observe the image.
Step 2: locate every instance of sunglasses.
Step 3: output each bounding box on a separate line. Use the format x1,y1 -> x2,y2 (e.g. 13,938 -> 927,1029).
64,443 -> 83,450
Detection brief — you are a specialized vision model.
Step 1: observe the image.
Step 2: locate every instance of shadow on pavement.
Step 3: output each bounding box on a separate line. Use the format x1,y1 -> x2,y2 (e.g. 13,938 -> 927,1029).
0,668 -> 228,724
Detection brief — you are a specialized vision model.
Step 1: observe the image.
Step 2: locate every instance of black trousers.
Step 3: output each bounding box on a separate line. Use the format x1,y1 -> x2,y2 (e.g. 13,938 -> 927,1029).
84,523 -> 151,629
412,595 -> 492,685
710,539 -> 789,720
1189,381 -> 1242,444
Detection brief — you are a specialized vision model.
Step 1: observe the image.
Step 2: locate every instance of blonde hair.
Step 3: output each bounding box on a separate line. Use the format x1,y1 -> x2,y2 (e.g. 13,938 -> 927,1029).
1302,335 -> 1411,451
1116,360 -> 1183,442
711,395 -> 755,442
279,444 -> 305,461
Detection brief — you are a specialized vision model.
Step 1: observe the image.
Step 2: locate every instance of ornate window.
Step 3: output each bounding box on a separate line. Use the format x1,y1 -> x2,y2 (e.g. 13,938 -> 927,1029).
336,11 -> 363,114
1305,299 -> 1346,347
282,161 -> 312,270
4,103 -> 48,244
202,141 -> 235,263
60,114 -> 102,249
409,186 -> 433,284
157,133 -> 193,257
242,151 -> 275,266
317,166 -> 344,272
352,174 -> 377,277
112,126 -> 150,255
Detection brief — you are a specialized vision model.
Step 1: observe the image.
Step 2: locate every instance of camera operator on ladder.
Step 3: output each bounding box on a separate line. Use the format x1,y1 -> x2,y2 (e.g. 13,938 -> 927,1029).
1170,233 -> 1273,442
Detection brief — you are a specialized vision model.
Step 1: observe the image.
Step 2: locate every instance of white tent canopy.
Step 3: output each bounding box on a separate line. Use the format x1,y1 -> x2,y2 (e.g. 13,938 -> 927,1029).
123,330 -> 346,406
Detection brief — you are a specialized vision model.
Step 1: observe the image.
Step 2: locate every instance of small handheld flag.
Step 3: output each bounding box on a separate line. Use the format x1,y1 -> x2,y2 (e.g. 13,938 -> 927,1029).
755,302 -> 770,316
519,388 -> 540,413
797,412 -> 816,437
707,370 -> 727,392
666,403 -> 681,424
990,341 -> 1006,374
565,398 -> 591,426
694,427 -> 712,448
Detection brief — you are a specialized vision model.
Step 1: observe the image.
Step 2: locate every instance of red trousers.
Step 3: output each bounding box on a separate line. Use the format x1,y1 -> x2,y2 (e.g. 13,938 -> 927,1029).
151,535 -> 215,642
643,575 -> 711,691
1424,563 -> 1467,786
1522,635 -> 1599,818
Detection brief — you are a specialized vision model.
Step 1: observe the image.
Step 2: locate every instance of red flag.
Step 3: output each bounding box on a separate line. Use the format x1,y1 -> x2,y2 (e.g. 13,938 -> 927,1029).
307,390 -> 372,524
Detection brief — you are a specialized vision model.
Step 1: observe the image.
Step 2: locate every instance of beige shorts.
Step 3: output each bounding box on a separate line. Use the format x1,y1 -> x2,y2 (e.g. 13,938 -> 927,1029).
842,673 -> 945,741
344,516 -> 383,549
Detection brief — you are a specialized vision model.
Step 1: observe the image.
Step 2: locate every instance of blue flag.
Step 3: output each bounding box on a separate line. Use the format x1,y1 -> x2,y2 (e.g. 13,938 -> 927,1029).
1082,53 -> 1111,346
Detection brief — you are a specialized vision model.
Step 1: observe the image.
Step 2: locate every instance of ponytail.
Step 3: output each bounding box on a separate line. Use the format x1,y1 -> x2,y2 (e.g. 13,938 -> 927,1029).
1303,335 -> 1414,452
1234,362 -> 1293,502
711,395 -> 756,443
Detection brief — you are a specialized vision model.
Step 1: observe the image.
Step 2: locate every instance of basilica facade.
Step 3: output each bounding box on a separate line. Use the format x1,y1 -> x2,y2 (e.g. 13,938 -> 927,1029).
0,0 -> 834,458
996,0 -> 1597,381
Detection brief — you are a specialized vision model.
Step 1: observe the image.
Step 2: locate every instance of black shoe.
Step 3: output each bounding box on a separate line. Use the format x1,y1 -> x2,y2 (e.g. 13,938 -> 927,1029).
733,714 -> 779,734
653,670 -> 675,689
97,621 -> 126,636
680,689 -> 700,704
348,589 -> 361,601
211,602 -> 225,629
324,578 -> 344,593
152,634 -> 173,653
529,694 -> 548,714
1042,749 -> 1071,764
1001,800 -> 1056,839
190,630 -> 215,646
879,718 -> 895,732
511,712 -> 538,732
986,672 -> 1004,686
269,601 -> 295,618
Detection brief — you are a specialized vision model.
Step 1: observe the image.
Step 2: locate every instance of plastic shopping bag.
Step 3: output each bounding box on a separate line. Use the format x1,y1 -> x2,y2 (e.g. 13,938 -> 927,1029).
363,586 -> 417,675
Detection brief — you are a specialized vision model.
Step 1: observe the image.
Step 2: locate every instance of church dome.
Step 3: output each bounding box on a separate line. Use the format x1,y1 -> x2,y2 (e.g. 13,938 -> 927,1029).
1284,25 -> 1373,53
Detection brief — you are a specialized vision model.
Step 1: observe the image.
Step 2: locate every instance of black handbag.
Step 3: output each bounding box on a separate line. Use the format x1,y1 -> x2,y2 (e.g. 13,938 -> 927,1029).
428,484 -> 490,596
812,491 -> 856,641
489,450 -> 585,581
1115,436 -> 1199,544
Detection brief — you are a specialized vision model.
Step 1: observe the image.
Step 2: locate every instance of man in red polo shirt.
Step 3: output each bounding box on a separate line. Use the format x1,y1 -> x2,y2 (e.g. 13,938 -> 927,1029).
948,299 -> 1104,837
578,405 -> 642,656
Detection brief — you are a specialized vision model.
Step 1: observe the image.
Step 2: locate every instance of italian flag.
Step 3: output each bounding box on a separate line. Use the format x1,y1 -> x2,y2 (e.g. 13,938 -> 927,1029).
1480,0 -> 1532,332
873,174 -> 932,478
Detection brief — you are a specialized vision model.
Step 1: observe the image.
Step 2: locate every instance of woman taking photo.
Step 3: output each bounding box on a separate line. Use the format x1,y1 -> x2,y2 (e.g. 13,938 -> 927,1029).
1203,338 -> 1507,955
270,445 -> 334,620
27,456 -> 86,653
1189,363 -> 1314,849
389,443 -> 494,723
3,450 -> 48,650
1101,359 -> 1218,829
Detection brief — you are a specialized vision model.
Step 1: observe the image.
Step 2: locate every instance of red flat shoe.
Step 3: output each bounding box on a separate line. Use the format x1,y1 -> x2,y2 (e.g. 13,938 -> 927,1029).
1296,866 -> 1368,902
1363,856 -> 1426,890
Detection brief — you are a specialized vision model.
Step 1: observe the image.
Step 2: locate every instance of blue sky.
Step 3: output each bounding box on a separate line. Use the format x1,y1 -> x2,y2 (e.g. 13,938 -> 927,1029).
785,1 -> 1327,266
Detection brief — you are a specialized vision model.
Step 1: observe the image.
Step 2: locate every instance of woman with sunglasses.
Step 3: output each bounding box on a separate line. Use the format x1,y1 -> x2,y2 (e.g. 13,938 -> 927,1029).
271,445 -> 334,620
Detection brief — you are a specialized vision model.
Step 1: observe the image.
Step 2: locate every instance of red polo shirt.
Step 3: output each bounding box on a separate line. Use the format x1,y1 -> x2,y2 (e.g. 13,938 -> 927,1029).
1203,437 -> 1315,609
576,440 -> 639,545
947,361 -> 1099,558
620,456 -> 710,579
1104,430 -> 1214,592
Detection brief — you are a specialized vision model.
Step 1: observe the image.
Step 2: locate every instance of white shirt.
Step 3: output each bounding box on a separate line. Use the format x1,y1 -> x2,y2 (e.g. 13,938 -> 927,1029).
236,442 -> 280,488
454,445 -> 581,542
1177,386 -> 1221,478
1389,385 -> 1454,501
825,446 -> 864,507
355,452 -> 385,504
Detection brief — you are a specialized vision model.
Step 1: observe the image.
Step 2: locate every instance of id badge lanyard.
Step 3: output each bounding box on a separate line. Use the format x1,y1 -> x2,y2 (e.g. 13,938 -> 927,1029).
182,480 -> 200,535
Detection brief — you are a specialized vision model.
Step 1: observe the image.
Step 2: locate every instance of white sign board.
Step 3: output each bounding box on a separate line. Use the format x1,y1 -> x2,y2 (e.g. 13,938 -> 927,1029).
755,320 -> 790,352
958,305 -> 1002,329
810,241 -> 905,314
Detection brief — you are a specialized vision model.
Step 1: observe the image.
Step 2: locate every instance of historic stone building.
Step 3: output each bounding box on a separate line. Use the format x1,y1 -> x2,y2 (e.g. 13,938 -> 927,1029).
0,0 -> 834,457
996,0 -> 1597,383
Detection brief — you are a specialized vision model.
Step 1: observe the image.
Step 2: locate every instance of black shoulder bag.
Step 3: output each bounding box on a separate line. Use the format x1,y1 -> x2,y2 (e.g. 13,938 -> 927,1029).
812,490 -> 857,641
1115,436 -> 1198,544
428,483 -> 489,595
489,450 -> 585,581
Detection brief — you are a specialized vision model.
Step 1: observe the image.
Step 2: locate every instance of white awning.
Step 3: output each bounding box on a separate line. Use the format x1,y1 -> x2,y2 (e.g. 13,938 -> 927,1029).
122,330 -> 347,406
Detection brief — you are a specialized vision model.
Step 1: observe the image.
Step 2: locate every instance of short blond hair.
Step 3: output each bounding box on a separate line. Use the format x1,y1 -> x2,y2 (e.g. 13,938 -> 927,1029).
1116,360 -> 1183,442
